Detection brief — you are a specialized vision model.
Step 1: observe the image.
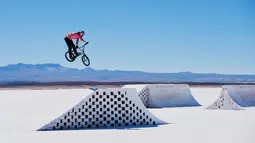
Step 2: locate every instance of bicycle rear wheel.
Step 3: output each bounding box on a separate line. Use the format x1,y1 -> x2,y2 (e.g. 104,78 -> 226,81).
65,51 -> 75,62
82,54 -> 90,66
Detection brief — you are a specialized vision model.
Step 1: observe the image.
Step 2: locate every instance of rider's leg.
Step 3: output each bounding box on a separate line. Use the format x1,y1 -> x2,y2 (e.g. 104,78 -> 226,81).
64,37 -> 74,58
70,41 -> 79,57
72,47 -> 79,57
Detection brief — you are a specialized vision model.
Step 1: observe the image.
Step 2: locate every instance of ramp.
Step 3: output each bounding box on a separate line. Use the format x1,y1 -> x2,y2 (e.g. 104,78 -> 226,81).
147,84 -> 200,108
206,85 -> 255,110
123,84 -> 200,108
39,88 -> 166,131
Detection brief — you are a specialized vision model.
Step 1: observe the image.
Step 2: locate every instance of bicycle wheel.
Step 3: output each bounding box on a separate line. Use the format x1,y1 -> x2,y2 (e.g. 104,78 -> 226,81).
65,51 -> 75,62
82,54 -> 90,66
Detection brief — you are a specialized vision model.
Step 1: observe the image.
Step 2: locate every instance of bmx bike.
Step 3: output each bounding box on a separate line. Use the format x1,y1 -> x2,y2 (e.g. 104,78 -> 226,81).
65,43 -> 90,66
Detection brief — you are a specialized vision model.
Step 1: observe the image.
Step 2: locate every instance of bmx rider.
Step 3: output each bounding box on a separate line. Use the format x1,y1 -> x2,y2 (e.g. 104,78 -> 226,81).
64,30 -> 88,59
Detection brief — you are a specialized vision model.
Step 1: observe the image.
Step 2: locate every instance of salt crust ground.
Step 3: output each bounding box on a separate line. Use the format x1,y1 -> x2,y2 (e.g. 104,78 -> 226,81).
1,87 -> 255,143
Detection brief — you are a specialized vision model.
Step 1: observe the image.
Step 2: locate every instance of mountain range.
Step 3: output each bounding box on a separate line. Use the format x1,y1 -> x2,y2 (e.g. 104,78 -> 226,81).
0,63 -> 255,84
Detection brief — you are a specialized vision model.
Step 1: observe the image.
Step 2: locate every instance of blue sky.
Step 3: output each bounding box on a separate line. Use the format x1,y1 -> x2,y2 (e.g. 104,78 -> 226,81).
1,0 -> 254,74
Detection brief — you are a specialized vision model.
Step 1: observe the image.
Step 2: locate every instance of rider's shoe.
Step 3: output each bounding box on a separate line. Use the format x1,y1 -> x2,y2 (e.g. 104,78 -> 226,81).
76,52 -> 82,57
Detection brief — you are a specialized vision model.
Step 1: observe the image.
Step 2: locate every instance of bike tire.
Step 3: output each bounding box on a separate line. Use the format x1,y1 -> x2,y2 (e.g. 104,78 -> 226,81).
65,51 -> 75,62
82,54 -> 90,66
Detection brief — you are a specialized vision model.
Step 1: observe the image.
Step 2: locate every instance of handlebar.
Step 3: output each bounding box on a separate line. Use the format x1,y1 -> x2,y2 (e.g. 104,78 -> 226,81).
84,42 -> 89,46
78,42 -> 89,51
79,42 -> 89,47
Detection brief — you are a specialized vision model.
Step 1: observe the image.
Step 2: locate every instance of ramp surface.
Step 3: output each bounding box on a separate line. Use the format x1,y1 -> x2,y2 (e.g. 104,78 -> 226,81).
147,84 -> 200,108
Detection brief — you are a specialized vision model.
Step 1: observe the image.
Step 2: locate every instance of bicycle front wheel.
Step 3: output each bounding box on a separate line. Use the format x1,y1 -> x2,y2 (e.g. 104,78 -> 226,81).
82,54 -> 90,66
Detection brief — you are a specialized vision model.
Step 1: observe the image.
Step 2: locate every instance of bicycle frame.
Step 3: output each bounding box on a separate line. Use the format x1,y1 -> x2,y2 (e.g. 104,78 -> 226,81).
65,42 -> 90,66
77,43 -> 88,54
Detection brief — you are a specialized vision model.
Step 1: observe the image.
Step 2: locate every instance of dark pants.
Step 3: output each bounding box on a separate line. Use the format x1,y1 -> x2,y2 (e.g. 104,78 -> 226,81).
64,37 -> 78,57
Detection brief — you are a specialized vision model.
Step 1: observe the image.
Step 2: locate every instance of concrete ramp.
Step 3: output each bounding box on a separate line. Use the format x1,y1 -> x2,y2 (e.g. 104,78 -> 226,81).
147,84 -> 200,108
123,84 -> 200,108
206,85 -> 255,110
39,88 -> 166,131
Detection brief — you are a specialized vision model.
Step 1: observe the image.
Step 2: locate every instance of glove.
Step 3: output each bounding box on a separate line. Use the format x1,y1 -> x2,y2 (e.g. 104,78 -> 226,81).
75,45 -> 78,49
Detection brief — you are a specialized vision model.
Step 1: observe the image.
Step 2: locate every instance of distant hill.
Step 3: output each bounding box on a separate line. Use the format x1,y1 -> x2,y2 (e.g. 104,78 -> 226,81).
0,63 -> 255,84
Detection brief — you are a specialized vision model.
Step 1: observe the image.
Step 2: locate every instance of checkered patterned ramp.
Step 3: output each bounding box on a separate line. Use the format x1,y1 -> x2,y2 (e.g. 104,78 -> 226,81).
39,88 -> 166,131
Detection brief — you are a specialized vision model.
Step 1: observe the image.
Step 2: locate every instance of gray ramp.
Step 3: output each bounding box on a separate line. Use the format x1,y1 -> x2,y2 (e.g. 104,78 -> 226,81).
206,85 -> 255,110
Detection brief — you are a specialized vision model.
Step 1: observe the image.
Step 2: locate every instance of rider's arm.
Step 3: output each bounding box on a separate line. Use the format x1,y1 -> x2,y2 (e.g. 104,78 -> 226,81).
76,38 -> 79,47
80,37 -> 87,43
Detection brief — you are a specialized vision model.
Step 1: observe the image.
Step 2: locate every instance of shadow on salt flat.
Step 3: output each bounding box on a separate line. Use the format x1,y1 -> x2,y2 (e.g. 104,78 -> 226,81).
37,124 -> 170,132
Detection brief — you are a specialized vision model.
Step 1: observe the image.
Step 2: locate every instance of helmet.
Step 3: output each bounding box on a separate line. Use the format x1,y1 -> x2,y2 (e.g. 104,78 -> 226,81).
79,30 -> 85,37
